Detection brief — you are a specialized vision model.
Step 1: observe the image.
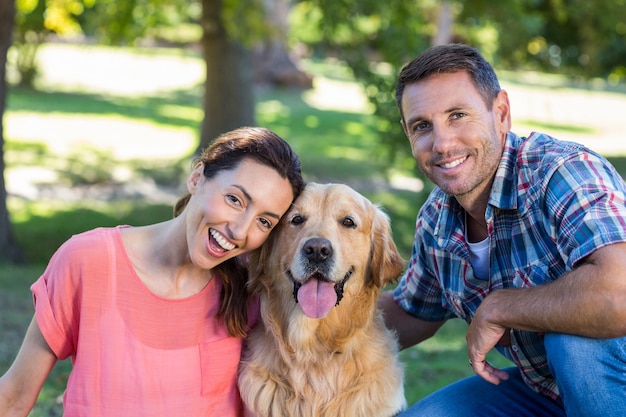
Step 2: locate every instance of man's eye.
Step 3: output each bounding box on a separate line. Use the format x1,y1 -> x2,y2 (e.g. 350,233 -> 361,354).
416,122 -> 430,131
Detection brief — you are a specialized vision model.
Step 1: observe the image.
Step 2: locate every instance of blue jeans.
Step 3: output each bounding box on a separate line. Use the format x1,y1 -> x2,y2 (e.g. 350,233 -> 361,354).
398,333 -> 626,417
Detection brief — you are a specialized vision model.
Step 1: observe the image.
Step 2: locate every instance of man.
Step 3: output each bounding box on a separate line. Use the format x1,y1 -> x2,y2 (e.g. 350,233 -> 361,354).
380,43 -> 626,416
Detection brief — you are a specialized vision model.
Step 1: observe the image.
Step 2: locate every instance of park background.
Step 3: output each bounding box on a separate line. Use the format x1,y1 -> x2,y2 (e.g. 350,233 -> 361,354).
1,1 -> 626,415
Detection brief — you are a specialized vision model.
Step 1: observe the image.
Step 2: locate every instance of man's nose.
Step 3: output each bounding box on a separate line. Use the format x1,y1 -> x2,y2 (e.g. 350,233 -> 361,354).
431,124 -> 456,154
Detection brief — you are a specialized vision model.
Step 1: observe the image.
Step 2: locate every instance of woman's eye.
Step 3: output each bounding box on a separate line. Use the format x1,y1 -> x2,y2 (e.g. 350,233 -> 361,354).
342,217 -> 356,228
259,218 -> 272,230
226,194 -> 242,207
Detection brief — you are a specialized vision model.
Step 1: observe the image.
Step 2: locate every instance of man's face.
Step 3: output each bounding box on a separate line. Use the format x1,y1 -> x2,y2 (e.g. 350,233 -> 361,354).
400,71 -> 511,204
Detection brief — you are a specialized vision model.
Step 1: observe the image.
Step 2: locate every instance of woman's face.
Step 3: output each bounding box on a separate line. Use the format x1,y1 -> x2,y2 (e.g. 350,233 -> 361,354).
184,158 -> 294,270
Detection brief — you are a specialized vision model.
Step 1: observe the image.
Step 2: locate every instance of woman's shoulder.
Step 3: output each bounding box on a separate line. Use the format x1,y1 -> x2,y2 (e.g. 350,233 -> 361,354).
49,227 -> 124,269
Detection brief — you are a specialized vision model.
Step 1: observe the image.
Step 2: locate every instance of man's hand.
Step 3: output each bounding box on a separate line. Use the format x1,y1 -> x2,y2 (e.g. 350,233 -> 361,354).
466,300 -> 510,385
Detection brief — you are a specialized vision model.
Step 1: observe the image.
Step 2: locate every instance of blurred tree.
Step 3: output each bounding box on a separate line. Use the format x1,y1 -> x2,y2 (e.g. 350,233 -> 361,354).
11,0 -> 310,153
454,0 -> 626,79
289,0 -> 435,172
199,0 -> 255,152
253,0 -> 312,88
197,0 -> 312,151
293,0 -> 626,169
0,0 -> 24,264
13,0 -> 92,86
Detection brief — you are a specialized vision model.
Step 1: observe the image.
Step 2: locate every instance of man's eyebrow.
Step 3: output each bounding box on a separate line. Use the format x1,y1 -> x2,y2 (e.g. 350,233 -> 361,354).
446,105 -> 464,114
233,185 -> 281,220
404,115 -> 425,128
405,106 -> 465,128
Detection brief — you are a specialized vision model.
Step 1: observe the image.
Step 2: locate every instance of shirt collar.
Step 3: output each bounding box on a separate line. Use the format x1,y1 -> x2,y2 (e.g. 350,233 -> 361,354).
488,131 -> 521,211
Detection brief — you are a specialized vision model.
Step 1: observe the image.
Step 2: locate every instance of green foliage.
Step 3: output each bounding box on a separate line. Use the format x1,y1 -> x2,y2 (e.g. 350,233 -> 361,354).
290,0 -> 433,175
292,0 -> 626,167
222,0 -> 271,45
10,0 -> 282,87
455,0 -> 626,80
12,0 -> 98,85
80,0 -> 199,45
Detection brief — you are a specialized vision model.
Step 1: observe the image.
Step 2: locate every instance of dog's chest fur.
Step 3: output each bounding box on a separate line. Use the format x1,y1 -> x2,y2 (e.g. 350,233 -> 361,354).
240,309 -> 406,417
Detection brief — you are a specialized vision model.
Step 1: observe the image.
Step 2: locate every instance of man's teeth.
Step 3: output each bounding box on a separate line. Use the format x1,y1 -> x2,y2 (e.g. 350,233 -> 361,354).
441,156 -> 467,169
210,229 -> 235,251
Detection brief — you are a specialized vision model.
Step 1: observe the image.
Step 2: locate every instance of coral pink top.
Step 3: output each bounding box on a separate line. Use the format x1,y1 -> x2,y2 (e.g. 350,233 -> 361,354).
31,226 -> 257,417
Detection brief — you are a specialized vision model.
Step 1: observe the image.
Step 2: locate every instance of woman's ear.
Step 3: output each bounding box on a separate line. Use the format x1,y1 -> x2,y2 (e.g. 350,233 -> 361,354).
187,162 -> 204,193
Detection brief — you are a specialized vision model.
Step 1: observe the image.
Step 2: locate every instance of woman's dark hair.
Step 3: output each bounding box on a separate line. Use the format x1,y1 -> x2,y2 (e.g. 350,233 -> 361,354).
395,43 -> 502,120
174,126 -> 305,338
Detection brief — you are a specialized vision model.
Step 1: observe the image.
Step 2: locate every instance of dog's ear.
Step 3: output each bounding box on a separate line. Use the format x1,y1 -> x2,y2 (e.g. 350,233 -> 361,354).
369,206 -> 405,287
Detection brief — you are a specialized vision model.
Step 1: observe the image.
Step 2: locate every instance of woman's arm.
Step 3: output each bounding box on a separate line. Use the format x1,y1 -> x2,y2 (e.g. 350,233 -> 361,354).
0,316 -> 58,417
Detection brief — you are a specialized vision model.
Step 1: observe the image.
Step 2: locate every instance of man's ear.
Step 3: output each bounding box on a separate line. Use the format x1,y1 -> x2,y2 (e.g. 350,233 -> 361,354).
187,162 -> 204,193
494,90 -> 512,135
400,118 -> 409,138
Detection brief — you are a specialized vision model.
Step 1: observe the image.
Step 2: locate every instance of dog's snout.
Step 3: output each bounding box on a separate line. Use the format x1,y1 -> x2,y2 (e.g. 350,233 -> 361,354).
303,238 -> 333,263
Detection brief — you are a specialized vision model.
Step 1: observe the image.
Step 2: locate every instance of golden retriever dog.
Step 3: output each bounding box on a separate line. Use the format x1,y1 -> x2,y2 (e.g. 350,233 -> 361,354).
238,182 -> 406,417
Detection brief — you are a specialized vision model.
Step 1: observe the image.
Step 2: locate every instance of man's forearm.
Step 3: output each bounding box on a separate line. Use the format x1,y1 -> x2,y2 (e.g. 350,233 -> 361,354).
478,243 -> 626,338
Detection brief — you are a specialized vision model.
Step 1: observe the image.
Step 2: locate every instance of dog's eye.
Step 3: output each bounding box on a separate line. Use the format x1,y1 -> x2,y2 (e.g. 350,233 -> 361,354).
341,217 -> 356,228
290,214 -> 305,225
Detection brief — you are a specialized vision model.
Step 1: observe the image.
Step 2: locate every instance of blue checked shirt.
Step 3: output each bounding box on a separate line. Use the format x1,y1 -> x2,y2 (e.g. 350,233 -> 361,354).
394,131 -> 626,400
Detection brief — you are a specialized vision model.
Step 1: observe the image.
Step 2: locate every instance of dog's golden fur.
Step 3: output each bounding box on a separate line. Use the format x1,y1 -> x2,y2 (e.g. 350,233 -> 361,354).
238,182 -> 406,417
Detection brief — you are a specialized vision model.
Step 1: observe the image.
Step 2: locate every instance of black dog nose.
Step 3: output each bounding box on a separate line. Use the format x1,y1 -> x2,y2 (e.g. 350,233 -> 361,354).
303,238 -> 333,263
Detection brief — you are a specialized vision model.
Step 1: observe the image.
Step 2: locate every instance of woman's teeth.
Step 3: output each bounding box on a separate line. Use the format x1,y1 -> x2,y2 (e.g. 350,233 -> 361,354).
210,229 -> 235,251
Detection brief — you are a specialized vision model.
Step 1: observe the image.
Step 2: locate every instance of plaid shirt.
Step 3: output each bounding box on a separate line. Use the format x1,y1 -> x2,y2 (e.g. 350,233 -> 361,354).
394,131 -> 626,400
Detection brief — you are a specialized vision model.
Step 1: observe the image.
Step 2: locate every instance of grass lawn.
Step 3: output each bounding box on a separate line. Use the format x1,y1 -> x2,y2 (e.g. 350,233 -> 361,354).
1,43 -> 625,415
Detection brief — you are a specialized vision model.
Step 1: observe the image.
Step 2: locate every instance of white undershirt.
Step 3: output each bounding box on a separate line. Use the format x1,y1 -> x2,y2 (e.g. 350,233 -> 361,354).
467,237 -> 490,280
465,213 -> 490,280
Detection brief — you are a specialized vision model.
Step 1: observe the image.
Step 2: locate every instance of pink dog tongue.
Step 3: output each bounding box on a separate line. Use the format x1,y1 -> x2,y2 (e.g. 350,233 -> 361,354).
297,279 -> 337,318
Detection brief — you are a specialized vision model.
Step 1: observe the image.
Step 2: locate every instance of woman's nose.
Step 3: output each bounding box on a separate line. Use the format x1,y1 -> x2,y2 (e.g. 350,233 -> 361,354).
228,213 -> 254,241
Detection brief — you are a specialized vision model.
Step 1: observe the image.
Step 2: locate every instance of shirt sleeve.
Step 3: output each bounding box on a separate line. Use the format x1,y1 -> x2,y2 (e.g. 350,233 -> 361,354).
31,233 -> 90,360
543,150 -> 626,268
393,214 -> 456,322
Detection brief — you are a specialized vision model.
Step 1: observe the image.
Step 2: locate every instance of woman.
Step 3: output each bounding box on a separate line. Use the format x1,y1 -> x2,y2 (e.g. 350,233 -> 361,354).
0,126 -> 305,417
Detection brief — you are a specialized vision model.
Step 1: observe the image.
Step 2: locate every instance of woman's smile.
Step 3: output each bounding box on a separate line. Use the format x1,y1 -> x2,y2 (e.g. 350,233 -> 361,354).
209,228 -> 235,252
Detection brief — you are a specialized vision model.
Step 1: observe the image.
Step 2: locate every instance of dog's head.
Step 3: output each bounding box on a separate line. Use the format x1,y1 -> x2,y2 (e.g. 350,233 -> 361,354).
249,182 -> 404,320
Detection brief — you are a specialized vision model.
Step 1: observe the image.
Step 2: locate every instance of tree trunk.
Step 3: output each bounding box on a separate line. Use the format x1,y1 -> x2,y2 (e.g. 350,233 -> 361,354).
252,0 -> 312,88
432,1 -> 454,45
0,0 -> 24,264
198,0 -> 255,154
